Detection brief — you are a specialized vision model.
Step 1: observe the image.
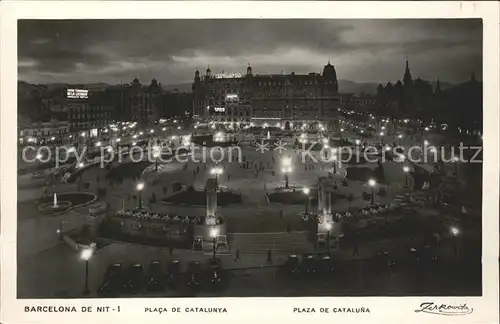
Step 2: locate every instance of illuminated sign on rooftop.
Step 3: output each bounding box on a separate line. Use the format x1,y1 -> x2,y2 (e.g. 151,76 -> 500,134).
214,73 -> 242,79
67,89 -> 88,99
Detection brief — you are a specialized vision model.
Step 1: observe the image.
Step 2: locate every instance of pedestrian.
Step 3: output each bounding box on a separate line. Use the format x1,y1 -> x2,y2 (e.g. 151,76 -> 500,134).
352,240 -> 359,256
235,248 -> 241,261
266,250 -> 272,264
169,246 -> 173,257
279,209 -> 283,219
286,223 -> 291,233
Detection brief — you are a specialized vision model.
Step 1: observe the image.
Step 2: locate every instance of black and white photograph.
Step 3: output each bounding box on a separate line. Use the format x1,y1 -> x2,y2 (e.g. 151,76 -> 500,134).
1,1 -> 499,323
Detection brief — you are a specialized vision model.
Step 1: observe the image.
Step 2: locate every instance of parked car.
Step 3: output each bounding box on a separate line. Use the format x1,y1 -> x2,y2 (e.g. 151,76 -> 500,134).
98,263 -> 124,297
123,263 -> 144,295
145,260 -> 165,292
415,245 -> 440,270
185,261 -> 202,291
374,250 -> 397,273
317,255 -> 336,277
166,260 -> 181,290
301,254 -> 318,277
279,255 -> 301,277
205,259 -> 226,291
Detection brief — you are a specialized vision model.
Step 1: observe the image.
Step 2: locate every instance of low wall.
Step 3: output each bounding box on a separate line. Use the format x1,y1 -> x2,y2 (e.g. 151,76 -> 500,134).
193,223 -> 227,241
62,234 -> 79,251
106,216 -> 193,242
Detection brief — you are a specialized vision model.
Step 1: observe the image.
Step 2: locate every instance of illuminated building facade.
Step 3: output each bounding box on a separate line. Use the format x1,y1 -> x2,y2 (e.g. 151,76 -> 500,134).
65,86 -> 112,134
108,78 -> 163,124
192,62 -> 341,130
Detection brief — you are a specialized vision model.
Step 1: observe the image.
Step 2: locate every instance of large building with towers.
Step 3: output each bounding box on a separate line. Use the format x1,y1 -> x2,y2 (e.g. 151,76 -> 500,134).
192,62 -> 342,130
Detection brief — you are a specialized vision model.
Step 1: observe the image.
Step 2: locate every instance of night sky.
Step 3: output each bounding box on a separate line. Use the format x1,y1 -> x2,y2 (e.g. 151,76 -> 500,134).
18,19 -> 482,85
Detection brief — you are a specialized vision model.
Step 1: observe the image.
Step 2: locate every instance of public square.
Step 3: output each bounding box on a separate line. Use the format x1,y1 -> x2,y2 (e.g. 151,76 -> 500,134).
17,117 -> 482,298
15,19 -> 483,299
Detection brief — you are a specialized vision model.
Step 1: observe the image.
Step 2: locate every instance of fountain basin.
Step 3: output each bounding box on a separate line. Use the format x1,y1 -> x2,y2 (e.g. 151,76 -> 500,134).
38,201 -> 72,214
37,192 -> 97,215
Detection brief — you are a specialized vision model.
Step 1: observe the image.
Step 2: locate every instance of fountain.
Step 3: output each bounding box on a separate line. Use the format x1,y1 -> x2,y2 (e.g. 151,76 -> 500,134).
38,192 -> 73,214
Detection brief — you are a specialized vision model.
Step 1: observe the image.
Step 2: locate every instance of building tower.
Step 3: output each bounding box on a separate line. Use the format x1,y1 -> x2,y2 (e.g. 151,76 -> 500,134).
194,69 -> 201,83
322,61 -> 339,93
206,66 -> 211,81
403,58 -> 413,87
192,69 -> 202,116
246,63 -> 252,76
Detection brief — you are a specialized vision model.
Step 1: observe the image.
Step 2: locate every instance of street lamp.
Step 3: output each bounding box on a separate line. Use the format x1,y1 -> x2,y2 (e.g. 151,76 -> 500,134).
152,145 -> 160,171
450,226 -> 460,256
452,156 -> 459,175
302,187 -> 310,215
325,222 -> 332,256
210,166 -> 223,184
403,166 -> 410,188
282,157 -> 292,189
368,178 -> 376,205
136,182 -> 145,209
210,227 -> 218,260
80,247 -> 94,295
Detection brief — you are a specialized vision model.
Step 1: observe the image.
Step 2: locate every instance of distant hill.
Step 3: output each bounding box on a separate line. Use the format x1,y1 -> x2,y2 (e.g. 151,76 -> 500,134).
338,79 -> 378,95
429,80 -> 454,91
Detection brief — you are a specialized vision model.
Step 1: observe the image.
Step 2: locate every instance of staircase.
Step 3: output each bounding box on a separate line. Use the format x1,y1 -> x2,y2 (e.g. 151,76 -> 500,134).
227,231 -> 314,255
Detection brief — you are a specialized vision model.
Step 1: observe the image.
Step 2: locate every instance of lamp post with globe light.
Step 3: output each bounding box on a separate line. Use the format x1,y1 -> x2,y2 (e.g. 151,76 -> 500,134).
210,166 -> 223,188
210,227 -> 218,260
152,145 -> 160,171
325,222 -> 332,256
368,179 -> 376,205
136,182 -> 145,209
403,166 -> 410,188
450,226 -> 460,256
81,246 -> 94,295
282,157 -> 292,189
452,156 -> 459,175
302,187 -> 310,215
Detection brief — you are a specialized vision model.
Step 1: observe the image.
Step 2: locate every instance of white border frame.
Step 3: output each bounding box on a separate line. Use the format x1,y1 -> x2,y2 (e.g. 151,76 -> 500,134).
1,1 -> 499,324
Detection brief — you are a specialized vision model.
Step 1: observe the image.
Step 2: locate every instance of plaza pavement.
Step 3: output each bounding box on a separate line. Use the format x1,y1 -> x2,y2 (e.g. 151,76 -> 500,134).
15,128 -> 475,297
